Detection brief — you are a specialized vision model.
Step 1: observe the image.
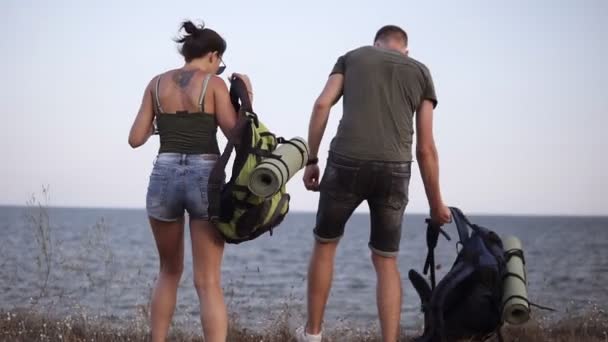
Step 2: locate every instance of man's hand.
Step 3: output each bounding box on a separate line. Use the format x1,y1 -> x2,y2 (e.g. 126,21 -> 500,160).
303,164 -> 321,191
430,204 -> 452,225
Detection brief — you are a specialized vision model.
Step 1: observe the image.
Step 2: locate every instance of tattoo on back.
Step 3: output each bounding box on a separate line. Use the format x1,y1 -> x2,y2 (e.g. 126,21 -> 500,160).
173,70 -> 196,88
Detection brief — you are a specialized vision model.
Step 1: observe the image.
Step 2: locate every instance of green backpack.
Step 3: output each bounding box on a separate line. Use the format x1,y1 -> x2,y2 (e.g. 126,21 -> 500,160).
207,78 -> 290,243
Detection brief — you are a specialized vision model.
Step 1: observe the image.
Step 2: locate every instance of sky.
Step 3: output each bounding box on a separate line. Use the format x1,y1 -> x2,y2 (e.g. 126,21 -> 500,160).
1,0 -> 606,215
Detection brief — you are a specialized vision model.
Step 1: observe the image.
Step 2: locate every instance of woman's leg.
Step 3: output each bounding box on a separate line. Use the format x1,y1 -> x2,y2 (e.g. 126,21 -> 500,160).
190,219 -> 227,342
149,217 -> 185,342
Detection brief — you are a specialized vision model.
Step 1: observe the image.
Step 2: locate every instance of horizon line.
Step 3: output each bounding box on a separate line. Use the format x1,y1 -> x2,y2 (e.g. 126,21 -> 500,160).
1,204 -> 606,218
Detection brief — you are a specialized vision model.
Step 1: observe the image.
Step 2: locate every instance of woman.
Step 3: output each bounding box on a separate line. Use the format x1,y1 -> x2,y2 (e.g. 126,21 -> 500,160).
128,21 -> 252,342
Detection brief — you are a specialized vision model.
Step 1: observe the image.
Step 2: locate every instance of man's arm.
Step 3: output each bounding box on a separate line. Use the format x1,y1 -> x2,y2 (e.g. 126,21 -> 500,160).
308,74 -> 344,159
416,99 -> 451,224
303,74 -> 344,191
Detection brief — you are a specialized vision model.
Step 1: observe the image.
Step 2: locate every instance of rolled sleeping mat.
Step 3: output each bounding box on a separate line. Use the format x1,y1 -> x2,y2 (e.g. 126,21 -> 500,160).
501,236 -> 530,325
248,137 -> 309,198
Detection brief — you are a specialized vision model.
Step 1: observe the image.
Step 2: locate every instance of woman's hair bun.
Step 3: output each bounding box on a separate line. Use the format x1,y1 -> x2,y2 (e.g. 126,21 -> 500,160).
174,19 -> 226,63
181,20 -> 203,37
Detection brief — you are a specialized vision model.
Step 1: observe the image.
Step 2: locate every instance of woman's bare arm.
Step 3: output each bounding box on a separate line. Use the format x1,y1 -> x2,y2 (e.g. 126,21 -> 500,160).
212,76 -> 238,138
128,78 -> 156,148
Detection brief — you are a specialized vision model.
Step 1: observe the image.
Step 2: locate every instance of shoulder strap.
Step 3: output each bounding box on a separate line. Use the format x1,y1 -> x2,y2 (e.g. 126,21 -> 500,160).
207,139 -> 234,221
409,269 -> 432,307
421,206 -> 476,289
423,207 -> 493,288
207,77 -> 254,222
423,219 -> 451,289
154,75 -> 164,114
449,207 -> 476,244
198,74 -> 213,112
207,117 -> 250,221
229,76 -> 253,113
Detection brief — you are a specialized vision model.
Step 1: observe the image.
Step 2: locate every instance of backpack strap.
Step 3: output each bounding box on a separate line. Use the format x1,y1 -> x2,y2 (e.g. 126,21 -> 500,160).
207,140 -> 233,222
423,219 -> 451,289
278,137 -> 308,166
449,207 -> 473,244
264,193 -> 290,236
198,74 -> 213,112
408,269 -> 432,309
207,76 -> 254,222
207,113 -> 252,221
496,328 -> 505,342
501,293 -> 556,313
229,75 -> 252,113
421,207 -> 475,289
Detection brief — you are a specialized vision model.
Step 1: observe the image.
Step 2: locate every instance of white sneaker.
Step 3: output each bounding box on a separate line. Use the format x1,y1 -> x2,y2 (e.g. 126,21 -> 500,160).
295,325 -> 323,342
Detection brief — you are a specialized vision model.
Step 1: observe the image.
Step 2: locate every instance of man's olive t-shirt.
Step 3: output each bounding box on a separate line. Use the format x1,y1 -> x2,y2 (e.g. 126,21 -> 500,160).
329,46 -> 437,162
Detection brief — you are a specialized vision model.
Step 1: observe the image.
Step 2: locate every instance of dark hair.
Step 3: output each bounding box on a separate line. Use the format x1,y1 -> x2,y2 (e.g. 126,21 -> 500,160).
174,21 -> 227,62
374,25 -> 408,46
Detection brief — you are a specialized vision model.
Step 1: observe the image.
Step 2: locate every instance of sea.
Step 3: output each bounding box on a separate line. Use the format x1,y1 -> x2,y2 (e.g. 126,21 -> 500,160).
0,206 -> 606,331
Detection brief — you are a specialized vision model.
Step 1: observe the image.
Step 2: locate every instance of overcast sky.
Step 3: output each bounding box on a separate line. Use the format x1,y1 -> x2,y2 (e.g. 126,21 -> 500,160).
1,0 -> 606,215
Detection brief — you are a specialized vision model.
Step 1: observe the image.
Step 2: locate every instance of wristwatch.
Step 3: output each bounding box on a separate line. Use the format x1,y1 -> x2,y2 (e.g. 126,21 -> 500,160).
306,157 -> 319,166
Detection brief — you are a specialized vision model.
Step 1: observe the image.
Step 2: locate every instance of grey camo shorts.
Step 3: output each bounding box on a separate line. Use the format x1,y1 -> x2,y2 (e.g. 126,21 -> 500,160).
314,152 -> 411,257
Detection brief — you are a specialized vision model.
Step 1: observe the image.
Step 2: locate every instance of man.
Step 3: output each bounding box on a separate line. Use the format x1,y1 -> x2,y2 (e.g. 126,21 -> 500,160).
297,25 -> 452,342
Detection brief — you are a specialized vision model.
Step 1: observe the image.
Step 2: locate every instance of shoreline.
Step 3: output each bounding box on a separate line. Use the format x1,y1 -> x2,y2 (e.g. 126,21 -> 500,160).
1,308 -> 606,342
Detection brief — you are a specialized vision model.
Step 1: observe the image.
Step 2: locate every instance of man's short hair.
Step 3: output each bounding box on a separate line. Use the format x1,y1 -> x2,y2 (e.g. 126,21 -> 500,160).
374,25 -> 408,46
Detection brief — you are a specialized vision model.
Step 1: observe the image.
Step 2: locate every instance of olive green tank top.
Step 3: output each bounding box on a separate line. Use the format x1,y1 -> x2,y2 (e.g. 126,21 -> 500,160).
153,74 -> 220,155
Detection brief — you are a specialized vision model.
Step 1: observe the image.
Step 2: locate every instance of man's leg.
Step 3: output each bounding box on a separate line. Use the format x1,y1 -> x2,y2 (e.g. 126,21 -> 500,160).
368,162 -> 411,342
371,253 -> 402,342
305,157 -> 362,336
306,239 -> 339,334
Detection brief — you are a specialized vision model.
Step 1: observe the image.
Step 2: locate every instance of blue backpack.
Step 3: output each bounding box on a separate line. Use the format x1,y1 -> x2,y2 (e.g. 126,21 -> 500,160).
409,207 -> 507,342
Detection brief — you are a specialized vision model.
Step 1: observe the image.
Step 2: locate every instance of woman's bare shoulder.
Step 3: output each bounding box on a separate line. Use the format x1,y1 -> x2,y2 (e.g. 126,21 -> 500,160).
208,74 -> 228,91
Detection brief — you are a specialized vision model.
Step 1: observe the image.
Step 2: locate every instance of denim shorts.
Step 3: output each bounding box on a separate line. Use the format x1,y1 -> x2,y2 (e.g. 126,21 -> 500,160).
146,153 -> 219,222
314,152 -> 411,257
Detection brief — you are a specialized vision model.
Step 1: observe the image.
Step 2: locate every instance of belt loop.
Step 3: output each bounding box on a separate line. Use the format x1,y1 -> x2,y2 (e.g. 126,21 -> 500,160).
180,154 -> 187,165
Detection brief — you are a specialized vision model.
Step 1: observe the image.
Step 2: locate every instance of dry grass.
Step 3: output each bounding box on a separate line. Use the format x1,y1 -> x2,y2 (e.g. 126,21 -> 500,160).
1,308 -> 607,342
499,312 -> 608,342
